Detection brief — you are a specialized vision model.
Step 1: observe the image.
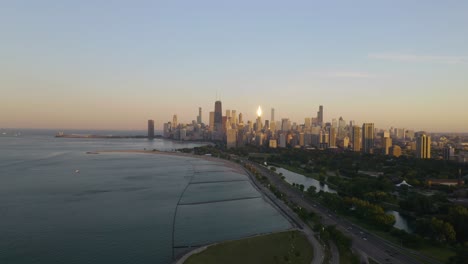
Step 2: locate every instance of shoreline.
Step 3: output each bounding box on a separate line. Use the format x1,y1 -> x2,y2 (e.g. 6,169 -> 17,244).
93,149 -> 305,263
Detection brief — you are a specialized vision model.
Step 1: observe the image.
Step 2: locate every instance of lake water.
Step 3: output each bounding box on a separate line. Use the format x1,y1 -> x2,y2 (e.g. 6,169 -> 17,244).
272,167 -> 337,193
0,130 -> 291,264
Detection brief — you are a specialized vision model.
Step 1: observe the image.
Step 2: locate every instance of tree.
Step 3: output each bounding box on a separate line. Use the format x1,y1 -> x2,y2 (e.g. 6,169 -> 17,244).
448,206 -> 468,243
306,186 -> 317,197
430,217 -> 456,242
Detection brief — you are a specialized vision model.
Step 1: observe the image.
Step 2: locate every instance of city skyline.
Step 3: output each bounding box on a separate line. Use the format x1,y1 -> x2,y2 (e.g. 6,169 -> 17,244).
1,1 -> 468,132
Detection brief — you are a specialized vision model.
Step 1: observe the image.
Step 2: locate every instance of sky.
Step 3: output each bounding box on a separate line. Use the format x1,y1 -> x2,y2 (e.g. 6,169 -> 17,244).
1,0 -> 467,132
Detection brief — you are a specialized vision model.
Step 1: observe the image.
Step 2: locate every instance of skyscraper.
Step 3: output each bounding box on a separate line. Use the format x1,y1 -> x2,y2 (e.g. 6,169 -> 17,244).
226,128 -> 237,149
382,131 -> 392,155
281,118 -> 290,131
328,127 -> 337,148
317,105 -> 323,126
416,132 -> 431,159
304,118 -> 311,129
362,123 -> 375,153
214,100 -> 222,131
238,113 -> 243,124
209,111 -> 215,130
172,115 -> 178,129
197,107 -> 202,124
352,126 -> 361,152
231,110 -> 237,125
147,120 -> 154,139
271,108 -> 275,122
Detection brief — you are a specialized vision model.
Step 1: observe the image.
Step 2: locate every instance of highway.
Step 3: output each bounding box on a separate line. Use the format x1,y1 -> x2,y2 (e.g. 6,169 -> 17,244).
241,160 -> 329,264
243,159 -> 443,264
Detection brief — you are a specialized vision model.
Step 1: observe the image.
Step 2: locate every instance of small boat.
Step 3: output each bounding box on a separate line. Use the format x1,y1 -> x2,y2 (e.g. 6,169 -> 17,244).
75,170 -> 80,173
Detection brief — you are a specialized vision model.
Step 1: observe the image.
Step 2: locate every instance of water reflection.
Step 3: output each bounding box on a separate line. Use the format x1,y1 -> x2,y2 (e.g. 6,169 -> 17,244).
387,210 -> 413,233
271,167 -> 336,193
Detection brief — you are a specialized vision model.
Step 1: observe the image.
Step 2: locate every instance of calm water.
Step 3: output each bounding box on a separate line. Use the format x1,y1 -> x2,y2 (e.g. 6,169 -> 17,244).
272,167 -> 337,193
0,130 -> 291,264
387,210 -> 413,233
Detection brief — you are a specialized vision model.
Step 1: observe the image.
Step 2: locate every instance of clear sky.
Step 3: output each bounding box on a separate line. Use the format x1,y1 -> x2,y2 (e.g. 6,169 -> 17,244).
1,0 -> 467,132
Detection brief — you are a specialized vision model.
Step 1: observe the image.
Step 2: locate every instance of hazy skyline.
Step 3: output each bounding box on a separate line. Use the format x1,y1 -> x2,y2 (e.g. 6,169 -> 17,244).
1,1 -> 468,132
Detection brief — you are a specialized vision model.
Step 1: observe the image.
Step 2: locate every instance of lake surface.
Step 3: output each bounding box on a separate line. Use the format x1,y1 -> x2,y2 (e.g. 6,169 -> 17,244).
272,167 -> 337,193
0,130 -> 291,264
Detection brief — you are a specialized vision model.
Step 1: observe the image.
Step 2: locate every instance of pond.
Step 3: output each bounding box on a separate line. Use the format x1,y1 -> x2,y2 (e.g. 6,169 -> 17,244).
387,210 -> 413,233
271,167 -> 337,194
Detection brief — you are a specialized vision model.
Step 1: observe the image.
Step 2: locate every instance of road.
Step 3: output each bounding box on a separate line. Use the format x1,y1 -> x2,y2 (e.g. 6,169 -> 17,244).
241,162 -> 326,264
244,160 -> 443,264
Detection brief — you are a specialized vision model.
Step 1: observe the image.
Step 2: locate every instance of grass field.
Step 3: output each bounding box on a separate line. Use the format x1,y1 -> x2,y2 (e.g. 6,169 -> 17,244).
184,230 -> 313,264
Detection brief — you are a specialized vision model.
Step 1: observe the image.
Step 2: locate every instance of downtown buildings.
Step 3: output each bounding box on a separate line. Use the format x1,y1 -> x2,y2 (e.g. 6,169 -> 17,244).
160,100 -> 461,161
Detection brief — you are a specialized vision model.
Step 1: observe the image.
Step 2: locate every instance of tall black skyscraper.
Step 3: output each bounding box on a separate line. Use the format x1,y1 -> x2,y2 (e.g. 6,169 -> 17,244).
148,120 -> 155,139
317,105 -> 324,126
197,107 -> 202,124
214,100 -> 222,130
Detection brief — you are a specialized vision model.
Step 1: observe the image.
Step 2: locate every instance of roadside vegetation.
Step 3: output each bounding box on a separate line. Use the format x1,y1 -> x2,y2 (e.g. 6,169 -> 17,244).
183,145 -> 467,263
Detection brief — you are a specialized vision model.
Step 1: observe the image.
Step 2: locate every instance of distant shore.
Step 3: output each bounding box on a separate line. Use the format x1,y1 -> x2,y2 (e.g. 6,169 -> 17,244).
57,134 -> 215,145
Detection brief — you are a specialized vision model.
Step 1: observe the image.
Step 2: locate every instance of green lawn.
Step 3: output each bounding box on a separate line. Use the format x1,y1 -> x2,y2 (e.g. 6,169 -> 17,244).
418,246 -> 455,263
184,231 -> 313,264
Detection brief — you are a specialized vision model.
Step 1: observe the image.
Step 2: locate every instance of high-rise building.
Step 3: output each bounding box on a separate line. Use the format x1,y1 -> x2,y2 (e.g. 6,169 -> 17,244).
271,108 -> 275,122
406,130 -> 415,141
281,118 -> 291,131
382,131 -> 392,155
147,120 -> 155,139
163,122 -> 170,138
319,129 -> 329,149
238,113 -> 243,124
172,115 -> 178,129
343,136 -> 350,149
416,132 -> 431,159
209,111 -> 215,130
299,133 -> 305,146
317,105 -> 324,126
231,110 -> 237,125
279,133 -> 287,148
443,146 -> 455,161
226,129 -> 237,149
362,123 -> 375,153
332,118 -> 338,127
352,126 -> 361,152
214,101 -> 222,131
256,116 -> 262,132
270,121 -> 276,132
304,118 -> 312,129
197,107 -> 202,124
328,127 -> 337,148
